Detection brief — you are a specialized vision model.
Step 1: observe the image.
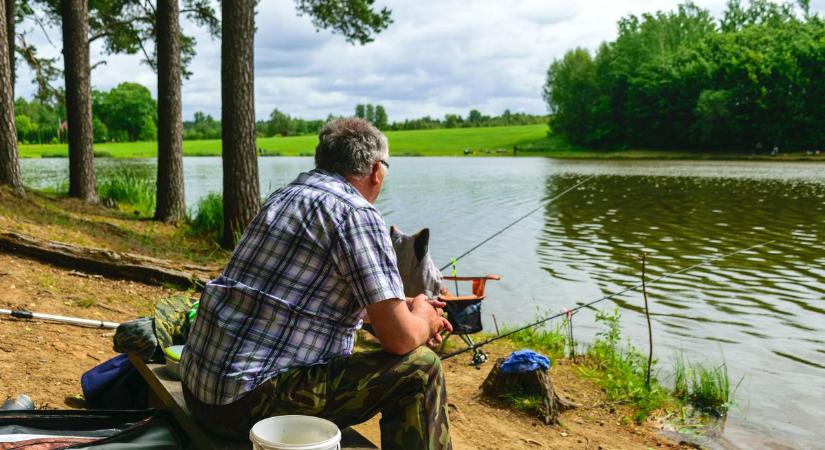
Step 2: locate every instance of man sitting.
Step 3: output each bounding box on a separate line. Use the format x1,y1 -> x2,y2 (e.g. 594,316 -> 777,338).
180,118 -> 453,450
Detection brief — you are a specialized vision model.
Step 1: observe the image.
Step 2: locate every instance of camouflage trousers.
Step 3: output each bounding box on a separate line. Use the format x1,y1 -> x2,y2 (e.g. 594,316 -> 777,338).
183,346 -> 451,450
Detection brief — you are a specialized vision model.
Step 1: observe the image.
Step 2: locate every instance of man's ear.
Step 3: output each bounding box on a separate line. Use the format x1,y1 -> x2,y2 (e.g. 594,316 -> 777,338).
370,161 -> 383,184
413,228 -> 430,262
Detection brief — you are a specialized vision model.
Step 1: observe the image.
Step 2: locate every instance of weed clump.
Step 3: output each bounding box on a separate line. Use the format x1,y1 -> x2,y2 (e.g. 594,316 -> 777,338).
188,193 -> 223,237
504,320 -> 567,360
97,166 -> 156,216
580,308 -> 669,422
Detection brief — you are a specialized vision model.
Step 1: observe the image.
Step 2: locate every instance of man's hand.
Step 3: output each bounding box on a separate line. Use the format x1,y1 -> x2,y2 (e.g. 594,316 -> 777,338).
408,294 -> 453,349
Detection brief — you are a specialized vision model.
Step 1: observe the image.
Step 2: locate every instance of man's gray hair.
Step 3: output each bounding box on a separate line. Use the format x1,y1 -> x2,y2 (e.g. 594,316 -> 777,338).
315,118 -> 388,177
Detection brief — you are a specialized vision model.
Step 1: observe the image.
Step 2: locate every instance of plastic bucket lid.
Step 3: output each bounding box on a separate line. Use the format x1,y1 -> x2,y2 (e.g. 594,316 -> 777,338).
250,415 -> 341,450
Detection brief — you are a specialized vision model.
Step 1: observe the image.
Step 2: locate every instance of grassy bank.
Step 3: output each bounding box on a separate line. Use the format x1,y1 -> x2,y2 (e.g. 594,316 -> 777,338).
19,124 -> 548,158
504,309 -> 735,423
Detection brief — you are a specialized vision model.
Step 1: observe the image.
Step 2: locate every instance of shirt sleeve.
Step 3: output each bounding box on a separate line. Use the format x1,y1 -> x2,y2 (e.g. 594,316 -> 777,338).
334,207 -> 406,308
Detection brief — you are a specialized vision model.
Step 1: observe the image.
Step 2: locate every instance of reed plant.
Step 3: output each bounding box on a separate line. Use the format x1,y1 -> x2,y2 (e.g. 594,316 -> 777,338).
671,351 -> 735,416
187,193 -> 224,237
96,166 -> 156,216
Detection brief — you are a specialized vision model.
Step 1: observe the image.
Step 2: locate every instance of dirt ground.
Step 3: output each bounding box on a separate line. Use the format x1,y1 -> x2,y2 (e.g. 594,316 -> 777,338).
0,189 -> 687,449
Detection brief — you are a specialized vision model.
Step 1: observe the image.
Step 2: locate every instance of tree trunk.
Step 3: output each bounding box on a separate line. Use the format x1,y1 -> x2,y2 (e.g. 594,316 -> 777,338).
61,0 -> 96,202
5,0 -> 13,93
221,0 -> 259,248
0,0 -> 22,193
154,0 -> 185,223
481,358 -> 576,425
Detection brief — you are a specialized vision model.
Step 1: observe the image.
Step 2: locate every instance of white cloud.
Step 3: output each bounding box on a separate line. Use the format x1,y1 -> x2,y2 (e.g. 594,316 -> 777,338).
12,0 -> 825,122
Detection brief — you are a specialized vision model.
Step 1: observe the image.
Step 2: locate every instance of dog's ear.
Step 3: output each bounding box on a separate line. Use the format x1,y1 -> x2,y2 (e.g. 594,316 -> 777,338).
390,225 -> 399,239
413,228 -> 430,262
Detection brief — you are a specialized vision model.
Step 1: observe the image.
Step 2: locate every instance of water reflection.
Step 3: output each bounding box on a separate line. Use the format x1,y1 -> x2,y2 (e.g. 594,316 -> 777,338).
538,168 -> 824,449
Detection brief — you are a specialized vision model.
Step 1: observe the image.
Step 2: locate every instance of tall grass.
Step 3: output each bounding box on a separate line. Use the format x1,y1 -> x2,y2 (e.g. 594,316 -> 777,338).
504,319 -> 568,360
187,193 -> 223,236
671,351 -> 735,416
579,308 -> 669,422
96,166 -> 156,216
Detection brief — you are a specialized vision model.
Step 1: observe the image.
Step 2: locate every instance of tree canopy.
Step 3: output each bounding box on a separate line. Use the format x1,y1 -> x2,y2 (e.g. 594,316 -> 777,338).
544,0 -> 825,151
93,82 -> 157,142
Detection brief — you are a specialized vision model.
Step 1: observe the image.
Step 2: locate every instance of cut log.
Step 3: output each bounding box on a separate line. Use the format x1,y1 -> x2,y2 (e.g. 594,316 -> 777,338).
0,231 -> 213,289
481,358 -> 576,425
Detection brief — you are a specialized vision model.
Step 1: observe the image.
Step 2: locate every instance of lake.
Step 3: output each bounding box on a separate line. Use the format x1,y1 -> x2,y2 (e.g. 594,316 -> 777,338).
21,157 -> 825,449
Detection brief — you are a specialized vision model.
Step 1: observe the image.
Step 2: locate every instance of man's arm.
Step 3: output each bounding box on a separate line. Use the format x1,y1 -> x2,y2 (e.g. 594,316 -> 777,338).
367,294 -> 450,355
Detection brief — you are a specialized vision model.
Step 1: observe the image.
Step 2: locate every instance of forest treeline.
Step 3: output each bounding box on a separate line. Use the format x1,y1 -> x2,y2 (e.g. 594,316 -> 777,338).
15,90 -> 546,143
544,0 -> 824,151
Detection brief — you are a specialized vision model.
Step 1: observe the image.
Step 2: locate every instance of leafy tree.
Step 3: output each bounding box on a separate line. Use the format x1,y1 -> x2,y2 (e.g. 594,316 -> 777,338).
15,113 -> 34,140
93,82 -> 157,141
183,111 -> 220,139
374,104 -> 387,129
365,103 -> 374,123
354,103 -> 365,118
269,108 -> 290,136
544,0 -> 824,152
92,115 -> 108,143
443,113 -> 461,128
467,109 -> 482,125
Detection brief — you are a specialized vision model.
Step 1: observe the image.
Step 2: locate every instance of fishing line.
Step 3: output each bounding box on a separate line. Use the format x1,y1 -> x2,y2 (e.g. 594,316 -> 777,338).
438,176 -> 594,272
441,239 -> 775,360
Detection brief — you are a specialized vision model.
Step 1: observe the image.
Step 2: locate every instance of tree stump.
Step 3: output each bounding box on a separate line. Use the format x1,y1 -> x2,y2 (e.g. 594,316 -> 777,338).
481,358 -> 575,425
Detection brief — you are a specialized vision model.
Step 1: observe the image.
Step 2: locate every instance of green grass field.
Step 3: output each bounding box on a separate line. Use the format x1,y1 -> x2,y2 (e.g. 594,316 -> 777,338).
19,124 -> 549,158
21,124 -> 824,160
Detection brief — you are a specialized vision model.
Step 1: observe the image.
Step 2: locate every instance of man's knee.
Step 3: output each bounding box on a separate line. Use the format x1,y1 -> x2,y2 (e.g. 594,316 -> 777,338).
401,347 -> 443,382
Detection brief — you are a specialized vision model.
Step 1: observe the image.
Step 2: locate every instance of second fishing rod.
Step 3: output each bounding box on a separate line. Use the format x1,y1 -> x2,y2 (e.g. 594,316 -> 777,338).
441,239 -> 775,360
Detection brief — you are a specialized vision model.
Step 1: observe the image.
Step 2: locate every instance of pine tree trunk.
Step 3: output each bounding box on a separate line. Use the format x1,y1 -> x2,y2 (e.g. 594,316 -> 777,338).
154,0 -> 185,223
0,0 -> 22,193
5,0 -> 13,93
221,0 -> 259,248
61,0 -> 96,202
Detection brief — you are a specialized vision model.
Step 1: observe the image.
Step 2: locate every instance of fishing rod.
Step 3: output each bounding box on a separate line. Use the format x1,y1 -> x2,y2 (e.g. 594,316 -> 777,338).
441,239 -> 775,360
438,176 -> 594,272
0,308 -> 120,329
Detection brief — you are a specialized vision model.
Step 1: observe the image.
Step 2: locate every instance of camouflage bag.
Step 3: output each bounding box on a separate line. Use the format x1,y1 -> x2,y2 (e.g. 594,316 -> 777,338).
113,316 -> 160,362
112,295 -> 197,362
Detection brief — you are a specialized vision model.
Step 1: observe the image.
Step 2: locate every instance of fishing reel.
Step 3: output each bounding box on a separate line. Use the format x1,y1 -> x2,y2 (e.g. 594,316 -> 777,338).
469,348 -> 488,367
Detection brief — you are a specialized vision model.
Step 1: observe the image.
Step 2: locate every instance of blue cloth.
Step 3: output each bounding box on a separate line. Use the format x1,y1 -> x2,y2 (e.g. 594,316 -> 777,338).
500,350 -> 551,374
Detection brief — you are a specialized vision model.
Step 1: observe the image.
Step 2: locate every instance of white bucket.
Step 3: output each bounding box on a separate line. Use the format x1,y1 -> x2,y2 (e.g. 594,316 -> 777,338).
249,415 -> 341,450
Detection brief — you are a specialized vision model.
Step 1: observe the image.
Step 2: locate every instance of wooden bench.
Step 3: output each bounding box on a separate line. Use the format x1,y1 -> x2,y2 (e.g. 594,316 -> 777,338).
127,353 -> 377,450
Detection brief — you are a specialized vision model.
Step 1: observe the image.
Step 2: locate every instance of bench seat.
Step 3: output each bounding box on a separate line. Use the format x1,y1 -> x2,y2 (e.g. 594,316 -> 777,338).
127,353 -> 377,450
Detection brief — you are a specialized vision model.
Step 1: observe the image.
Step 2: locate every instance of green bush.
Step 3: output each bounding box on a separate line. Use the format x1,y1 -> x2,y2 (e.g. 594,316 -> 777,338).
97,165 -> 156,216
188,193 -> 223,236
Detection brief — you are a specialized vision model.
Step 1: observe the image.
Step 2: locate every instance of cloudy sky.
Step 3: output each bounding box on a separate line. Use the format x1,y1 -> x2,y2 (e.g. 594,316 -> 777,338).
13,0 -> 825,122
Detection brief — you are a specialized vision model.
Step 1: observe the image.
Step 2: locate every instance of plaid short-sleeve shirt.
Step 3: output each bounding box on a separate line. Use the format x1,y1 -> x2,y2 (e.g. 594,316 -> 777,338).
180,169 -> 405,405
